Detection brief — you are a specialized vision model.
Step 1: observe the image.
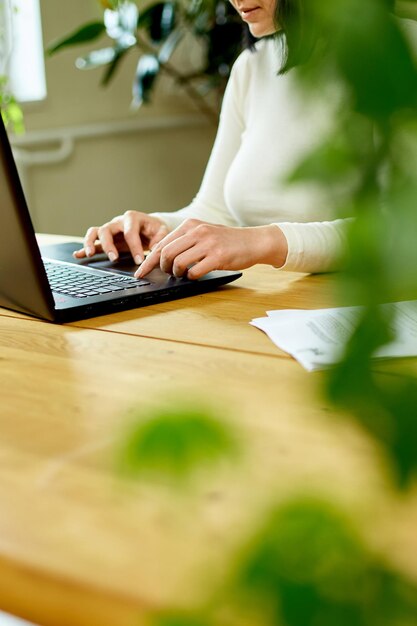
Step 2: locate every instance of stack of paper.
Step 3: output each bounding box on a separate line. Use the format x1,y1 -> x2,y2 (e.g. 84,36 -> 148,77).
250,301 -> 417,372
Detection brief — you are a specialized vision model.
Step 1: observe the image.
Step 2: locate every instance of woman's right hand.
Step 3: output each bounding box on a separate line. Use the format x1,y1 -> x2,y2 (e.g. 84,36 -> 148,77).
73,211 -> 169,265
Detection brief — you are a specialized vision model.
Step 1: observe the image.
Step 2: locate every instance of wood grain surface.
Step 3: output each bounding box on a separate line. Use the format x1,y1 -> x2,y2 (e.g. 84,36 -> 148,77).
0,235 -> 416,626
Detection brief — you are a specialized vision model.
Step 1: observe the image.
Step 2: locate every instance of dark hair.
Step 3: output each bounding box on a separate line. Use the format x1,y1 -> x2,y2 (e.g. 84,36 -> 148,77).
242,0 -> 307,72
275,0 -> 313,73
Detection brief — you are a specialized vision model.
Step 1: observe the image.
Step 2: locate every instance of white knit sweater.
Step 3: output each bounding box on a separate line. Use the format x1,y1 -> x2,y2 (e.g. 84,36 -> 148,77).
152,37 -> 349,273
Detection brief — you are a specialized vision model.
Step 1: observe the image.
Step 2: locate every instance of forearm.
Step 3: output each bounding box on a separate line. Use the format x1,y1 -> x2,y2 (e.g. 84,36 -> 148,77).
276,218 -> 351,273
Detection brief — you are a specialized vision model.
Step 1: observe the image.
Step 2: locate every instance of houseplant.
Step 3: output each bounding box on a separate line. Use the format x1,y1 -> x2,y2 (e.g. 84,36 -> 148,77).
46,1 -> 417,623
0,0 -> 23,132
47,0 -> 249,122
114,1 -> 417,623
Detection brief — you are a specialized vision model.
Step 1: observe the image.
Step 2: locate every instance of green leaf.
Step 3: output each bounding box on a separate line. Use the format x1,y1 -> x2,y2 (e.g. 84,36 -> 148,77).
379,377 -> 417,487
396,1 -> 417,20
328,364 -> 417,488
117,403 -> 239,484
381,177 -> 417,298
341,198 -> 393,302
138,2 -> 177,43
101,48 -> 129,85
132,54 -> 160,107
327,301 -> 417,487
326,308 -> 393,415
286,139 -> 357,185
75,47 -> 118,70
1,104 -> 25,135
232,497 -> 417,626
158,28 -> 184,64
46,22 -> 106,56
0,76 -> 24,134
312,0 -> 417,118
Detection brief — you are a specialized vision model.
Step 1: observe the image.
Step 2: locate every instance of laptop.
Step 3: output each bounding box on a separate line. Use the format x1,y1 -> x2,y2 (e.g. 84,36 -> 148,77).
0,115 -> 242,323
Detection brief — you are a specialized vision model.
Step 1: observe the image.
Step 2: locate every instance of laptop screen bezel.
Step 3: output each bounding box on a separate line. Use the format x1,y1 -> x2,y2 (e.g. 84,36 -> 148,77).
0,113 -> 56,321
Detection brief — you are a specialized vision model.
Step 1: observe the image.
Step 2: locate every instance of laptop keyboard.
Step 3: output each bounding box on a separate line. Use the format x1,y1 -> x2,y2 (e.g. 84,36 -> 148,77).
44,260 -> 151,298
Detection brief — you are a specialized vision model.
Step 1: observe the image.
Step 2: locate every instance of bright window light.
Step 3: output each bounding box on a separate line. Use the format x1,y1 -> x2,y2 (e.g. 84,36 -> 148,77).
8,0 -> 47,102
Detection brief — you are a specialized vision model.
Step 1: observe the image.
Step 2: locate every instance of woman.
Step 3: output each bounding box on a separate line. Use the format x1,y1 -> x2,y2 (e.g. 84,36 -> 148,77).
74,0 -> 348,279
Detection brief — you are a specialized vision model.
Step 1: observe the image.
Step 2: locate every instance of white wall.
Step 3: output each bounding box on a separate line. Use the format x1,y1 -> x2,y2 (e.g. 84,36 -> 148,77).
16,0 -> 217,235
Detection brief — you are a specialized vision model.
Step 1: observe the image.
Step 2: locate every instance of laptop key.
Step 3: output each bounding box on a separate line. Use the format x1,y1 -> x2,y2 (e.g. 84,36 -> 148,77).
44,260 -> 153,299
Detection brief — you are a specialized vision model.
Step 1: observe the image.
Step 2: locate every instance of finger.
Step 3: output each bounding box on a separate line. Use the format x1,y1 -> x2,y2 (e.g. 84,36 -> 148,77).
134,247 -> 161,277
136,224 -> 201,277
186,256 -> 217,280
73,247 -> 87,259
148,223 -> 169,250
97,222 -> 124,261
159,235 -> 197,275
122,212 -> 145,264
135,233 -> 187,277
172,248 -> 205,278
73,240 -> 104,259
82,227 -> 100,257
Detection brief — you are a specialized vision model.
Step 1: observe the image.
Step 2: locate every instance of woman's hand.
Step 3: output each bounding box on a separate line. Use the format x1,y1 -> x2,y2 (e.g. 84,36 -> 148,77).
73,211 -> 169,264
135,218 -> 288,279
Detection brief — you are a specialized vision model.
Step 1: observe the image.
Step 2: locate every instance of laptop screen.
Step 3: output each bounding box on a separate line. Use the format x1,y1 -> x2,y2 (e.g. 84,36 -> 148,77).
0,115 -> 55,319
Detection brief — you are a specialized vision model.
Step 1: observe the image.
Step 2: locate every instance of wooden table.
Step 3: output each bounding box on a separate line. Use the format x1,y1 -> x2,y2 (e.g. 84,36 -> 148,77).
0,235 -> 416,626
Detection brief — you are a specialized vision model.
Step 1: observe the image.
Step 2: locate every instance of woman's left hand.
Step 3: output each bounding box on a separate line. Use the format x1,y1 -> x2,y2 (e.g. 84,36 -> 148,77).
135,218 -> 288,279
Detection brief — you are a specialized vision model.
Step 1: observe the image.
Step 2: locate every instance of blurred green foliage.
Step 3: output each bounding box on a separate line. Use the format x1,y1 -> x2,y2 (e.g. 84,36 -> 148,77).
229,498 -> 417,626
94,1 -> 417,624
117,402 -> 239,484
47,0 -> 247,121
0,75 -> 24,134
0,0 -> 23,133
111,2 -> 417,623
152,498 -> 417,626
283,0 -> 417,487
116,395 -> 417,626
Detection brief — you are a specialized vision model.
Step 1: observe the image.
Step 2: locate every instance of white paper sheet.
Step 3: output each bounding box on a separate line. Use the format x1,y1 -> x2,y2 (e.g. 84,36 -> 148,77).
250,301 -> 417,372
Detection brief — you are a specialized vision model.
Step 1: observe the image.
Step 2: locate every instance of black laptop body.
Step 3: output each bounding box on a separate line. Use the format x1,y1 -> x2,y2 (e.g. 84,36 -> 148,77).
0,115 -> 241,323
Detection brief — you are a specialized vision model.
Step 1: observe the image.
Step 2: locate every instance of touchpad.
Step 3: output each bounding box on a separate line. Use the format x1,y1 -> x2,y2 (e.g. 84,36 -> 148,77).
88,255 -> 139,275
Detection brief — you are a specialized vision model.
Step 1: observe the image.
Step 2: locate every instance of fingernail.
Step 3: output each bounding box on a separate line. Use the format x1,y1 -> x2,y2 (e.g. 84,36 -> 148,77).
108,251 -> 117,262
134,269 -> 143,278
86,246 -> 95,257
134,254 -> 143,265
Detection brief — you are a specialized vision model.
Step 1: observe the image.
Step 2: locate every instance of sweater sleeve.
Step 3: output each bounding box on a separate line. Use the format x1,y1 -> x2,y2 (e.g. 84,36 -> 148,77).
150,51 -> 250,230
277,218 -> 352,273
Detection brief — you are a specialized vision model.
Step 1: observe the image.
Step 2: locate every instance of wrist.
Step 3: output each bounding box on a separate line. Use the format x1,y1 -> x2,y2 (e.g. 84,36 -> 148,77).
256,225 -> 288,268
